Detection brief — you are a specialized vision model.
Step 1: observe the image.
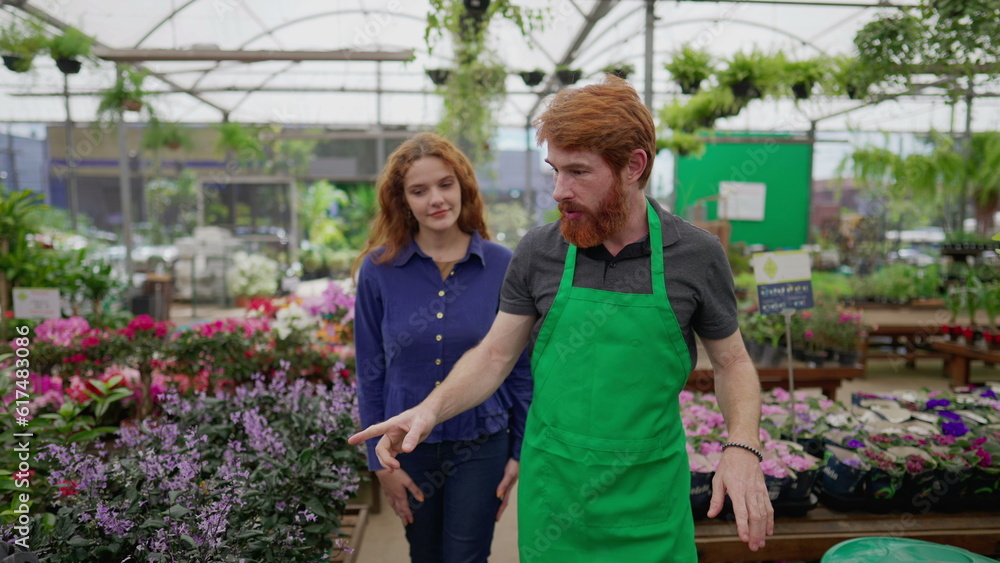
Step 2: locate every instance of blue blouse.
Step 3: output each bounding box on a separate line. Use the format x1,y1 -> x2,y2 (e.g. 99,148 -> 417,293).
355,231 -> 533,471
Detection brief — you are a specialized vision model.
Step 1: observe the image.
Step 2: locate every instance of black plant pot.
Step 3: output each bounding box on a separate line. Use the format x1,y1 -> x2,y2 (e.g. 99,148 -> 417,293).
846,84 -> 864,100
555,69 -> 582,85
605,68 -> 630,79
730,78 -> 761,100
2,54 -> 30,73
792,81 -> 811,100
56,57 -> 82,75
425,68 -> 451,86
464,0 -> 491,20
678,80 -> 701,95
519,70 -> 545,87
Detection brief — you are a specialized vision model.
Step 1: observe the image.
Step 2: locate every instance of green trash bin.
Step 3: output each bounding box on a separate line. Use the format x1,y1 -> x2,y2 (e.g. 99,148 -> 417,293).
821,537 -> 999,562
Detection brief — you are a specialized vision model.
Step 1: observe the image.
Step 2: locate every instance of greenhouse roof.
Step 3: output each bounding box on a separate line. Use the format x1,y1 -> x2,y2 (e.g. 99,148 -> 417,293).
1,0 -> 998,134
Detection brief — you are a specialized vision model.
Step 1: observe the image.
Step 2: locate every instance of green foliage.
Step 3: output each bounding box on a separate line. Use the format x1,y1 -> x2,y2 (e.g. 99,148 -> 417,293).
426,0 -> 543,165
0,189 -> 48,324
214,121 -> 263,160
656,131 -> 706,158
783,56 -> 830,98
600,61 -> 635,79
142,118 -> 193,153
29,375 -> 365,561
0,352 -> 122,524
854,12 -> 925,89
96,66 -> 152,122
0,17 -> 47,71
47,26 -> 93,60
664,45 -> 714,94
716,50 -> 784,98
827,55 -> 871,100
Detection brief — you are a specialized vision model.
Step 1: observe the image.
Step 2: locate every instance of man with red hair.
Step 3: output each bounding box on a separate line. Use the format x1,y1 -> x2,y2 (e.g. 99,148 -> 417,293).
351,76 -> 772,560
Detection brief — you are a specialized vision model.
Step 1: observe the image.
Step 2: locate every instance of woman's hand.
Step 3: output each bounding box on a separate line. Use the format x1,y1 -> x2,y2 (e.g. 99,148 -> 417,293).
495,458 -> 519,521
376,468 -> 424,526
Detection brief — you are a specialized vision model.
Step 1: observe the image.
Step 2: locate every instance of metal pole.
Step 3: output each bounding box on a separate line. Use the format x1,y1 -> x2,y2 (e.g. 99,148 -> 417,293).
117,99 -> 134,285
783,308 -> 797,437
5,126 -> 18,191
643,0 -> 655,109
64,73 -> 79,231
288,178 -> 298,266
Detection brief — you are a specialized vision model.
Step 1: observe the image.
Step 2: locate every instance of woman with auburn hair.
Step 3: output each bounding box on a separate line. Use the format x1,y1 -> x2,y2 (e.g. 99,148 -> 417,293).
353,132 -> 532,562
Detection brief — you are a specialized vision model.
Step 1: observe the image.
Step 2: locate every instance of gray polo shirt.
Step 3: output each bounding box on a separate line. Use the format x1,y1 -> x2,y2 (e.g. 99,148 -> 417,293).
500,196 -> 738,368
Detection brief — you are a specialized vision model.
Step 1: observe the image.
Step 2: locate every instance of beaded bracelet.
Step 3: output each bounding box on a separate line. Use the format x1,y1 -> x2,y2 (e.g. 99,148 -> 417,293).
721,441 -> 763,462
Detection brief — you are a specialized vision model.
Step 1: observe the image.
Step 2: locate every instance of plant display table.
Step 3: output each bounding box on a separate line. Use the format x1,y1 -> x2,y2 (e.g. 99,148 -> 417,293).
929,341 -> 1000,387
331,504 -> 370,563
695,505 -> 1000,561
862,324 -> 947,369
687,367 -> 865,400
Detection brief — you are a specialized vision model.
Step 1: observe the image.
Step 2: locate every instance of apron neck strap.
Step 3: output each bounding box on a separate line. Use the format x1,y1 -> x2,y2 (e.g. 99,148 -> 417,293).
560,198 -> 666,297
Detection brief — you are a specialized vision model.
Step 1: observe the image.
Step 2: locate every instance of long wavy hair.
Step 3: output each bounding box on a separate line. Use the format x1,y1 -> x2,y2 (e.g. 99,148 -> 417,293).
533,75 -> 657,190
353,132 -> 491,275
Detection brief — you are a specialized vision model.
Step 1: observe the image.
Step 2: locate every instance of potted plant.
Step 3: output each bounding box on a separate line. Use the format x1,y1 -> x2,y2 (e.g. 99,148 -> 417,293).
97,66 -> 150,120
717,50 -> 783,100
829,55 -> 870,100
784,56 -> 829,100
0,17 -> 47,73
664,45 -> 714,95
601,61 -> 635,80
214,121 -> 264,161
425,67 -> 451,85
47,26 -> 93,75
227,250 -> 280,304
555,65 -> 583,85
141,118 -> 193,152
519,68 -> 545,86
656,132 -> 706,158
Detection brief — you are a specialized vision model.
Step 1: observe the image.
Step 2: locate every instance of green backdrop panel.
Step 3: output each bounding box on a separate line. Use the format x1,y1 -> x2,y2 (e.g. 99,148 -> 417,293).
673,135 -> 812,250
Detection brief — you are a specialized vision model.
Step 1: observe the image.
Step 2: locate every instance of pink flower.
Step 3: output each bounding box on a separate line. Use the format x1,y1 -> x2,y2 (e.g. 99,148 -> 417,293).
760,459 -> 788,478
678,390 -> 694,405
700,442 -> 724,455
804,330 -> 814,339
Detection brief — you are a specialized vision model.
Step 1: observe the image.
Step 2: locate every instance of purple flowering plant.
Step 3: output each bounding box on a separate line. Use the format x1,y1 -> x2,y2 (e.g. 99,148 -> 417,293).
25,371 -> 367,562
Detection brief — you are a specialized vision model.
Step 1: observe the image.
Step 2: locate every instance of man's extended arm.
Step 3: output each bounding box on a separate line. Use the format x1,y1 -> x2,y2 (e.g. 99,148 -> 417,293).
700,329 -> 774,552
348,311 -> 536,470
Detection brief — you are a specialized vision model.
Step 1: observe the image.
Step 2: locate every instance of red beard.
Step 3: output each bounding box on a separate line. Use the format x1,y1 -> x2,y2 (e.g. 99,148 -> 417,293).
559,178 -> 630,248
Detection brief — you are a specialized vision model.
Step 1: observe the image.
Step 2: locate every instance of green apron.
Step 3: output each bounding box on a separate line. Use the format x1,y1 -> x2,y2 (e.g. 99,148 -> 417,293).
518,200 -> 696,562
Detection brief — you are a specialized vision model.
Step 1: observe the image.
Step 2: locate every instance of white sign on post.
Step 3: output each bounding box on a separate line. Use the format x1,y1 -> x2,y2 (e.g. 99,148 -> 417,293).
751,251 -> 814,315
12,288 -> 62,319
719,181 -> 766,222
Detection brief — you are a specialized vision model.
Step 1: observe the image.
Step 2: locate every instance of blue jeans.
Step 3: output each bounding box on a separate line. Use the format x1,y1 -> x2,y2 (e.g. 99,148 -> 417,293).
397,431 -> 508,563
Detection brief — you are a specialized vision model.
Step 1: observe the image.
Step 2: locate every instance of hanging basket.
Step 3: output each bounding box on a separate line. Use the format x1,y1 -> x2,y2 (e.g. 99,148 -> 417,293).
555,69 -> 582,85
425,68 -> 451,86
791,81 -> 811,100
55,57 -> 82,75
2,54 -> 32,73
730,78 -> 761,100
122,98 -> 143,112
519,70 -> 545,87
678,80 -> 701,95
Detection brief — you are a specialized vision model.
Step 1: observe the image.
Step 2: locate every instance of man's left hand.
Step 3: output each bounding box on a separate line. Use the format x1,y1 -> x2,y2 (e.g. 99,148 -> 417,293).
706,447 -> 774,551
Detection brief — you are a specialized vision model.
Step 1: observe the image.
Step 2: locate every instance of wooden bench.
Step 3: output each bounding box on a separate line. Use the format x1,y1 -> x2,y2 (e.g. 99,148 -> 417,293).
687,367 -> 865,400
929,341 -> 1000,387
862,324 -> 947,369
695,505 -> 1000,561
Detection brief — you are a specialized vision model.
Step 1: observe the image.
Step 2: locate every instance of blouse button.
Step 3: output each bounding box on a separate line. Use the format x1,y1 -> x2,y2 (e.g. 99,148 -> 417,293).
436,312 -> 444,319
436,334 -> 443,341
435,358 -> 442,365
435,381 -> 442,386
449,270 -> 455,276
438,290 -> 445,297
